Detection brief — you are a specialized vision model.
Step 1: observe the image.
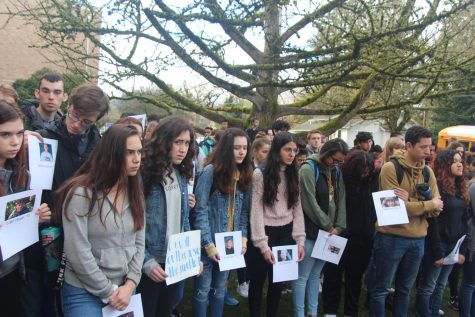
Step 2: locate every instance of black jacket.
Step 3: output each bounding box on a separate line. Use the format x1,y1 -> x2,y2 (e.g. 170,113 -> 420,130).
20,100 -> 62,131
345,178 -> 376,237
426,181 -> 468,261
38,116 -> 100,208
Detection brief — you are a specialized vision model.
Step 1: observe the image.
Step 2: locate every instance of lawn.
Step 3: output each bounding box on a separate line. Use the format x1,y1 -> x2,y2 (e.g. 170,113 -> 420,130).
175,273 -> 460,317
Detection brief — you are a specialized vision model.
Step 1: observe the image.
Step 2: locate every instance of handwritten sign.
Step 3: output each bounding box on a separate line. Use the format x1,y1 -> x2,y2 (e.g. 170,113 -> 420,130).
165,230 -> 201,285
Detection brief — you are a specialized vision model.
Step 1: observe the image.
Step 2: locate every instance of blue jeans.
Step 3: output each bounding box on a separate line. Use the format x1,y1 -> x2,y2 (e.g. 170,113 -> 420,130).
61,282 -> 105,317
193,254 -> 230,317
368,233 -> 424,317
415,242 -> 455,317
459,257 -> 475,317
292,239 -> 325,317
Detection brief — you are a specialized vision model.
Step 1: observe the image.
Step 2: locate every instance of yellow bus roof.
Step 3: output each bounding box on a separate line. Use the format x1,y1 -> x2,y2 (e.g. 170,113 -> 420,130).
439,125 -> 475,138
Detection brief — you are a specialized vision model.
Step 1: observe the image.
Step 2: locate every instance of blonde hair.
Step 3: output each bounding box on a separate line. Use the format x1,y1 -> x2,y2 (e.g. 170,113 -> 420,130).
381,137 -> 405,164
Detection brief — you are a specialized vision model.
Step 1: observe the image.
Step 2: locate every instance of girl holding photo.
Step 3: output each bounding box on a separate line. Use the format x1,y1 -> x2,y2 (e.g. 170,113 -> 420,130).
57,124 -> 145,316
248,131 -> 305,317
0,100 -> 51,317
191,128 -> 253,317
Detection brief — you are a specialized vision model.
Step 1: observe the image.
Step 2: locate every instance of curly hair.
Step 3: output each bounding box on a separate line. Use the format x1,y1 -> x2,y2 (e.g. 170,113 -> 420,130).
433,149 -> 469,204
263,132 -> 299,209
142,116 -> 195,195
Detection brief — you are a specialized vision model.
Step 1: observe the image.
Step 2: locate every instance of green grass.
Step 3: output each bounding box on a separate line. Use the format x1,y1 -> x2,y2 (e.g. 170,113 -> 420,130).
175,273 -> 460,316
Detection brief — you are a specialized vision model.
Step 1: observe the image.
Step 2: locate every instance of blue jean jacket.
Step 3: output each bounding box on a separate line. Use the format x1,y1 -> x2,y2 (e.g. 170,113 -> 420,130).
190,164 -> 250,248
143,169 -> 190,264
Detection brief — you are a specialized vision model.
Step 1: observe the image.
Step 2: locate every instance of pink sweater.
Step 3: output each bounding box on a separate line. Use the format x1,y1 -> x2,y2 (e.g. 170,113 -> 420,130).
250,167 -> 306,254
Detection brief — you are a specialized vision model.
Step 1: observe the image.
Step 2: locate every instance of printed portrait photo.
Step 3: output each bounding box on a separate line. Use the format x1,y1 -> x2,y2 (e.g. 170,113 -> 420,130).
224,236 -> 234,255
39,142 -> 54,162
278,249 -> 293,262
117,312 -> 134,317
380,196 -> 401,208
5,195 -> 35,221
328,245 -> 341,255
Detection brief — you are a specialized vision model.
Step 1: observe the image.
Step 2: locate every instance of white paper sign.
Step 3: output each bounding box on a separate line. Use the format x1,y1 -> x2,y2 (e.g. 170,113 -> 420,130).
102,294 -> 144,317
372,190 -> 409,226
215,231 -> 246,271
28,135 -> 58,190
165,230 -> 201,285
129,114 -> 147,130
311,229 -> 348,265
0,189 -> 41,261
272,245 -> 298,283
443,235 -> 466,265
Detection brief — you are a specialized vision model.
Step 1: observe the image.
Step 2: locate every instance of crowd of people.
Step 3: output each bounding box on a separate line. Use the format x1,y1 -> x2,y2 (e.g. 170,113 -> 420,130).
0,72 -> 475,317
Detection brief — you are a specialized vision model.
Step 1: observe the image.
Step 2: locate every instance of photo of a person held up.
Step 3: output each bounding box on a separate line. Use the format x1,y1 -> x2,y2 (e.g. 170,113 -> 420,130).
39,142 -> 54,162
5,196 -> 35,220
224,236 -> 235,255
380,196 -> 401,208
328,245 -> 341,255
278,249 -> 293,262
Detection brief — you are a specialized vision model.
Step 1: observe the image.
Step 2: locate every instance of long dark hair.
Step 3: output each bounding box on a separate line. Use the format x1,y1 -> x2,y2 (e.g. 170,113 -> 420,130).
263,132 -> 299,209
0,100 -> 28,194
206,128 -> 253,193
433,149 -> 469,204
342,150 -> 374,190
56,124 -> 144,230
142,116 -> 195,195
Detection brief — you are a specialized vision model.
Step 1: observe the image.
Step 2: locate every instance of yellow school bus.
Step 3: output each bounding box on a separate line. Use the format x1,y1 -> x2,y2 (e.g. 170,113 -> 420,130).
438,125 -> 475,150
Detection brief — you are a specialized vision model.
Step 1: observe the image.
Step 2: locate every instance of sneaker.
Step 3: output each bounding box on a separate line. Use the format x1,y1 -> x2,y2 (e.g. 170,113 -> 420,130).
236,282 -> 249,298
224,291 -> 239,306
449,295 -> 459,311
439,309 -> 444,316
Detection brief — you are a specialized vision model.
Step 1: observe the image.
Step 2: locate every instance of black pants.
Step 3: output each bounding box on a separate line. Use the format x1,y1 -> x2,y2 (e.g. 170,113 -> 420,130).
137,269 -> 179,317
248,222 -> 294,317
0,269 -> 22,317
322,234 -> 373,316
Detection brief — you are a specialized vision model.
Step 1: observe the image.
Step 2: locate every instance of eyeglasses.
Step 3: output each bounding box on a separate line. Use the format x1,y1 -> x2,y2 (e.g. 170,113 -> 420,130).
67,110 -> 95,127
282,147 -> 299,154
330,155 -> 344,164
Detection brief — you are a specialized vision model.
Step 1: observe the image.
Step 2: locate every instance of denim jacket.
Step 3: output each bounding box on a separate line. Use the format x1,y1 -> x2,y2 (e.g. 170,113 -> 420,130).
191,164 -> 250,248
143,168 -> 190,271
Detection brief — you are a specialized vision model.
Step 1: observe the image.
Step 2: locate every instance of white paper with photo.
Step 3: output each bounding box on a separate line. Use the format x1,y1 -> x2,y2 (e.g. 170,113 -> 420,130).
272,244 -> 298,283
0,189 -> 41,261
372,190 -> 409,226
215,231 -> 246,271
102,294 -> 144,317
129,114 -> 147,130
311,229 -> 348,265
443,235 -> 466,265
165,230 -> 201,285
28,135 -> 58,190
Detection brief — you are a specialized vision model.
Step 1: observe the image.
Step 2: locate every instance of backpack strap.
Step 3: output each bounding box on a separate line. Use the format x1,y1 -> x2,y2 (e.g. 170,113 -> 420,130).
303,159 -> 320,183
390,158 -> 405,185
390,158 -> 431,185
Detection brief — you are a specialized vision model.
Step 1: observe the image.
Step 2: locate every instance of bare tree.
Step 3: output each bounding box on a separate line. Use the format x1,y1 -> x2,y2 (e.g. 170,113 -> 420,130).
7,0 -> 475,134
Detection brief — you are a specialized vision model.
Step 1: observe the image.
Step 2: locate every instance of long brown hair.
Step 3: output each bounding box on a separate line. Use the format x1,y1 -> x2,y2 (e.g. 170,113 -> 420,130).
205,128 -> 253,193
0,100 -> 28,194
142,116 -> 195,195
434,149 -> 470,204
55,124 -> 144,230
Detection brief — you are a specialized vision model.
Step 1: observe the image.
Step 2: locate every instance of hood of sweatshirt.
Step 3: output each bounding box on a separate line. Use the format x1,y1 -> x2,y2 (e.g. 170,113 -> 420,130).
392,150 -> 426,183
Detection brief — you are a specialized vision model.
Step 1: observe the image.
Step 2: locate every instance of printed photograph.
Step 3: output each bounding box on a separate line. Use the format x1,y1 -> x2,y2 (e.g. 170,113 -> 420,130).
5,195 -> 35,220
328,245 -> 341,255
278,249 -> 293,262
39,142 -> 54,162
380,196 -> 401,208
117,312 -> 134,317
224,236 -> 234,255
